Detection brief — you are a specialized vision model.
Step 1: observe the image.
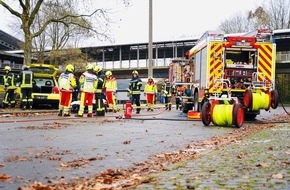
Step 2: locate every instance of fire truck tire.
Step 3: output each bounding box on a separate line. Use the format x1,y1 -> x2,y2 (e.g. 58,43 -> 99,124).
243,89 -> 252,108
233,103 -> 244,128
270,90 -> 279,109
201,102 -> 211,126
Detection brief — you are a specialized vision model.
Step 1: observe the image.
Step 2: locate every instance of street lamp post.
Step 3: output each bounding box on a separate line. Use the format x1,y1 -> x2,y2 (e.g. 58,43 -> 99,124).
148,0 -> 153,77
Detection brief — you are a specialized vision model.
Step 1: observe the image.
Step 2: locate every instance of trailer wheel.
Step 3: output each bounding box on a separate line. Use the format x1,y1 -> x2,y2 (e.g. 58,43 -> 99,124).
201,102 -> 211,126
270,90 -> 279,109
243,89 -> 252,108
233,103 -> 244,128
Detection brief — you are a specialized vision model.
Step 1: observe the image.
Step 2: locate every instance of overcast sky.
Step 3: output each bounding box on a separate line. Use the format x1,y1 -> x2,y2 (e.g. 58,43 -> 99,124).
0,0 -> 264,47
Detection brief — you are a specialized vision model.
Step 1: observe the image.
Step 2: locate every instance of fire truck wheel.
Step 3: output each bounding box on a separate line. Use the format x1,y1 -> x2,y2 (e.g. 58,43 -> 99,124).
233,103 -> 244,128
243,89 -> 252,108
201,102 -> 211,126
270,90 -> 279,109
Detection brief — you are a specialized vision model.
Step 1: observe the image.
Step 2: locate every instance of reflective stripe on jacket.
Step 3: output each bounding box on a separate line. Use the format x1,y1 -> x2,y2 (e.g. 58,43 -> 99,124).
129,77 -> 142,95
144,82 -> 157,94
79,71 -> 97,93
105,77 -> 117,92
19,70 -> 33,88
58,72 -> 76,91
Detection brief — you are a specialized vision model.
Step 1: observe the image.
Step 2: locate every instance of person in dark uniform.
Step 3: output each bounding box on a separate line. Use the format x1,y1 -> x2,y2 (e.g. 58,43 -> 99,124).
128,70 -> 142,114
161,79 -> 173,111
17,65 -> 34,110
3,66 -> 17,108
94,65 -> 106,116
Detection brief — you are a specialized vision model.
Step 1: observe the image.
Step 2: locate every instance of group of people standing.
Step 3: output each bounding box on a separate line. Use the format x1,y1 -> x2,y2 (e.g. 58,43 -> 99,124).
58,64 -> 164,117
2,65 -> 34,110
2,63 -> 176,115
57,63 -> 118,117
58,63 -> 154,117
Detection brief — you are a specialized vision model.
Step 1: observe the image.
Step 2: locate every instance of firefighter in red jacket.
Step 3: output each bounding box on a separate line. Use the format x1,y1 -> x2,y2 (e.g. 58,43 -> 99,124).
77,64 -> 98,117
58,64 -> 77,116
144,76 -> 157,111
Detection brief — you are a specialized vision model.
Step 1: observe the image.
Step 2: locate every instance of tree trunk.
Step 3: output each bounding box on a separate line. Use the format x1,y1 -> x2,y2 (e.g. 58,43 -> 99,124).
23,28 -> 32,66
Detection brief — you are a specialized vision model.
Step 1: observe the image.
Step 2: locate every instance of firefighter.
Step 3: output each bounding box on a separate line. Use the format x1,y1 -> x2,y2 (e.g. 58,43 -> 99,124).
77,64 -> 97,117
161,79 -> 172,111
58,64 -> 77,116
17,65 -> 34,110
144,76 -> 157,111
104,70 -> 117,112
128,70 -> 142,114
94,65 -> 106,116
3,66 -> 17,108
175,85 -> 186,110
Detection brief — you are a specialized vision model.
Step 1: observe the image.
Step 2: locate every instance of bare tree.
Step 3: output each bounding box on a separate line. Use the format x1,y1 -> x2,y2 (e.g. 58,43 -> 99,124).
263,0 -> 290,29
0,0 -> 130,66
219,0 -> 290,33
219,12 -> 251,33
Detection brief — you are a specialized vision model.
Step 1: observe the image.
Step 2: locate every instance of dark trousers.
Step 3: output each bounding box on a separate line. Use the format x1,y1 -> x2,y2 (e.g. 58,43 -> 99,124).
131,94 -> 141,112
3,89 -> 15,108
95,93 -> 105,112
21,88 -> 33,109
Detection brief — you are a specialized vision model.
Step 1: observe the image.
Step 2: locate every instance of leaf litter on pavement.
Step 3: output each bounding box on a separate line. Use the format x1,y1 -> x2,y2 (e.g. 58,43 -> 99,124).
13,114 -> 290,190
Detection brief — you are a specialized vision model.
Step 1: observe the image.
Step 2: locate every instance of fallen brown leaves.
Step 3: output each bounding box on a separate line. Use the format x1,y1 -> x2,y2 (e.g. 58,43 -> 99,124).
18,122 -> 69,130
18,121 -> 283,190
0,111 -> 56,118
0,174 -> 11,182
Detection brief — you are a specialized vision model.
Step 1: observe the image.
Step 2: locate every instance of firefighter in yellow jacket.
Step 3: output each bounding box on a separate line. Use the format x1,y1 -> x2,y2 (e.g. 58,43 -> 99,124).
144,76 -> 157,111
104,70 -> 117,112
3,66 -> 17,108
58,64 -> 77,116
77,64 -> 98,117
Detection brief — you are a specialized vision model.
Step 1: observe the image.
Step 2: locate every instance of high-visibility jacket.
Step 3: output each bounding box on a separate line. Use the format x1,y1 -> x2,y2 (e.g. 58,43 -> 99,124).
161,83 -> 172,97
4,72 -> 16,90
95,72 -> 105,93
104,77 -> 117,92
144,82 -> 157,94
18,69 -> 33,88
79,71 -> 97,93
58,71 -> 77,92
128,77 -> 142,95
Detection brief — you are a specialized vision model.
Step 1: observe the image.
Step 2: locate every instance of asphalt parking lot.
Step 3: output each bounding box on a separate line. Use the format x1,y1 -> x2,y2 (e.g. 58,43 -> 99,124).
0,104 -> 289,189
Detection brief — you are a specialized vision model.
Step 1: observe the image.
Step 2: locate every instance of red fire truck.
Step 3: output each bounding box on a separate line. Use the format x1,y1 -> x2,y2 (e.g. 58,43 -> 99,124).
183,29 -> 279,127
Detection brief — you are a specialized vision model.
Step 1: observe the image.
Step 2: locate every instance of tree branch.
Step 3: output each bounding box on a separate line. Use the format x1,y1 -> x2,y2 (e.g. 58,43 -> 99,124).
0,0 -> 21,17
29,0 -> 44,26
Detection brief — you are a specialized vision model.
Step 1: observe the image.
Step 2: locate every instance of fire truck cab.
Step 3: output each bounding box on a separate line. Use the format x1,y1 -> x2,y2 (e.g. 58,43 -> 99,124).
187,29 -> 279,127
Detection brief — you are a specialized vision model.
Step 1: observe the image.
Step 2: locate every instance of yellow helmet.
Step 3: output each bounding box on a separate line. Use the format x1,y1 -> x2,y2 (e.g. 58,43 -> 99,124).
94,65 -> 102,73
132,70 -> 138,76
66,64 -> 74,72
4,66 -> 11,71
105,70 -> 112,77
148,76 -> 153,80
86,64 -> 94,71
